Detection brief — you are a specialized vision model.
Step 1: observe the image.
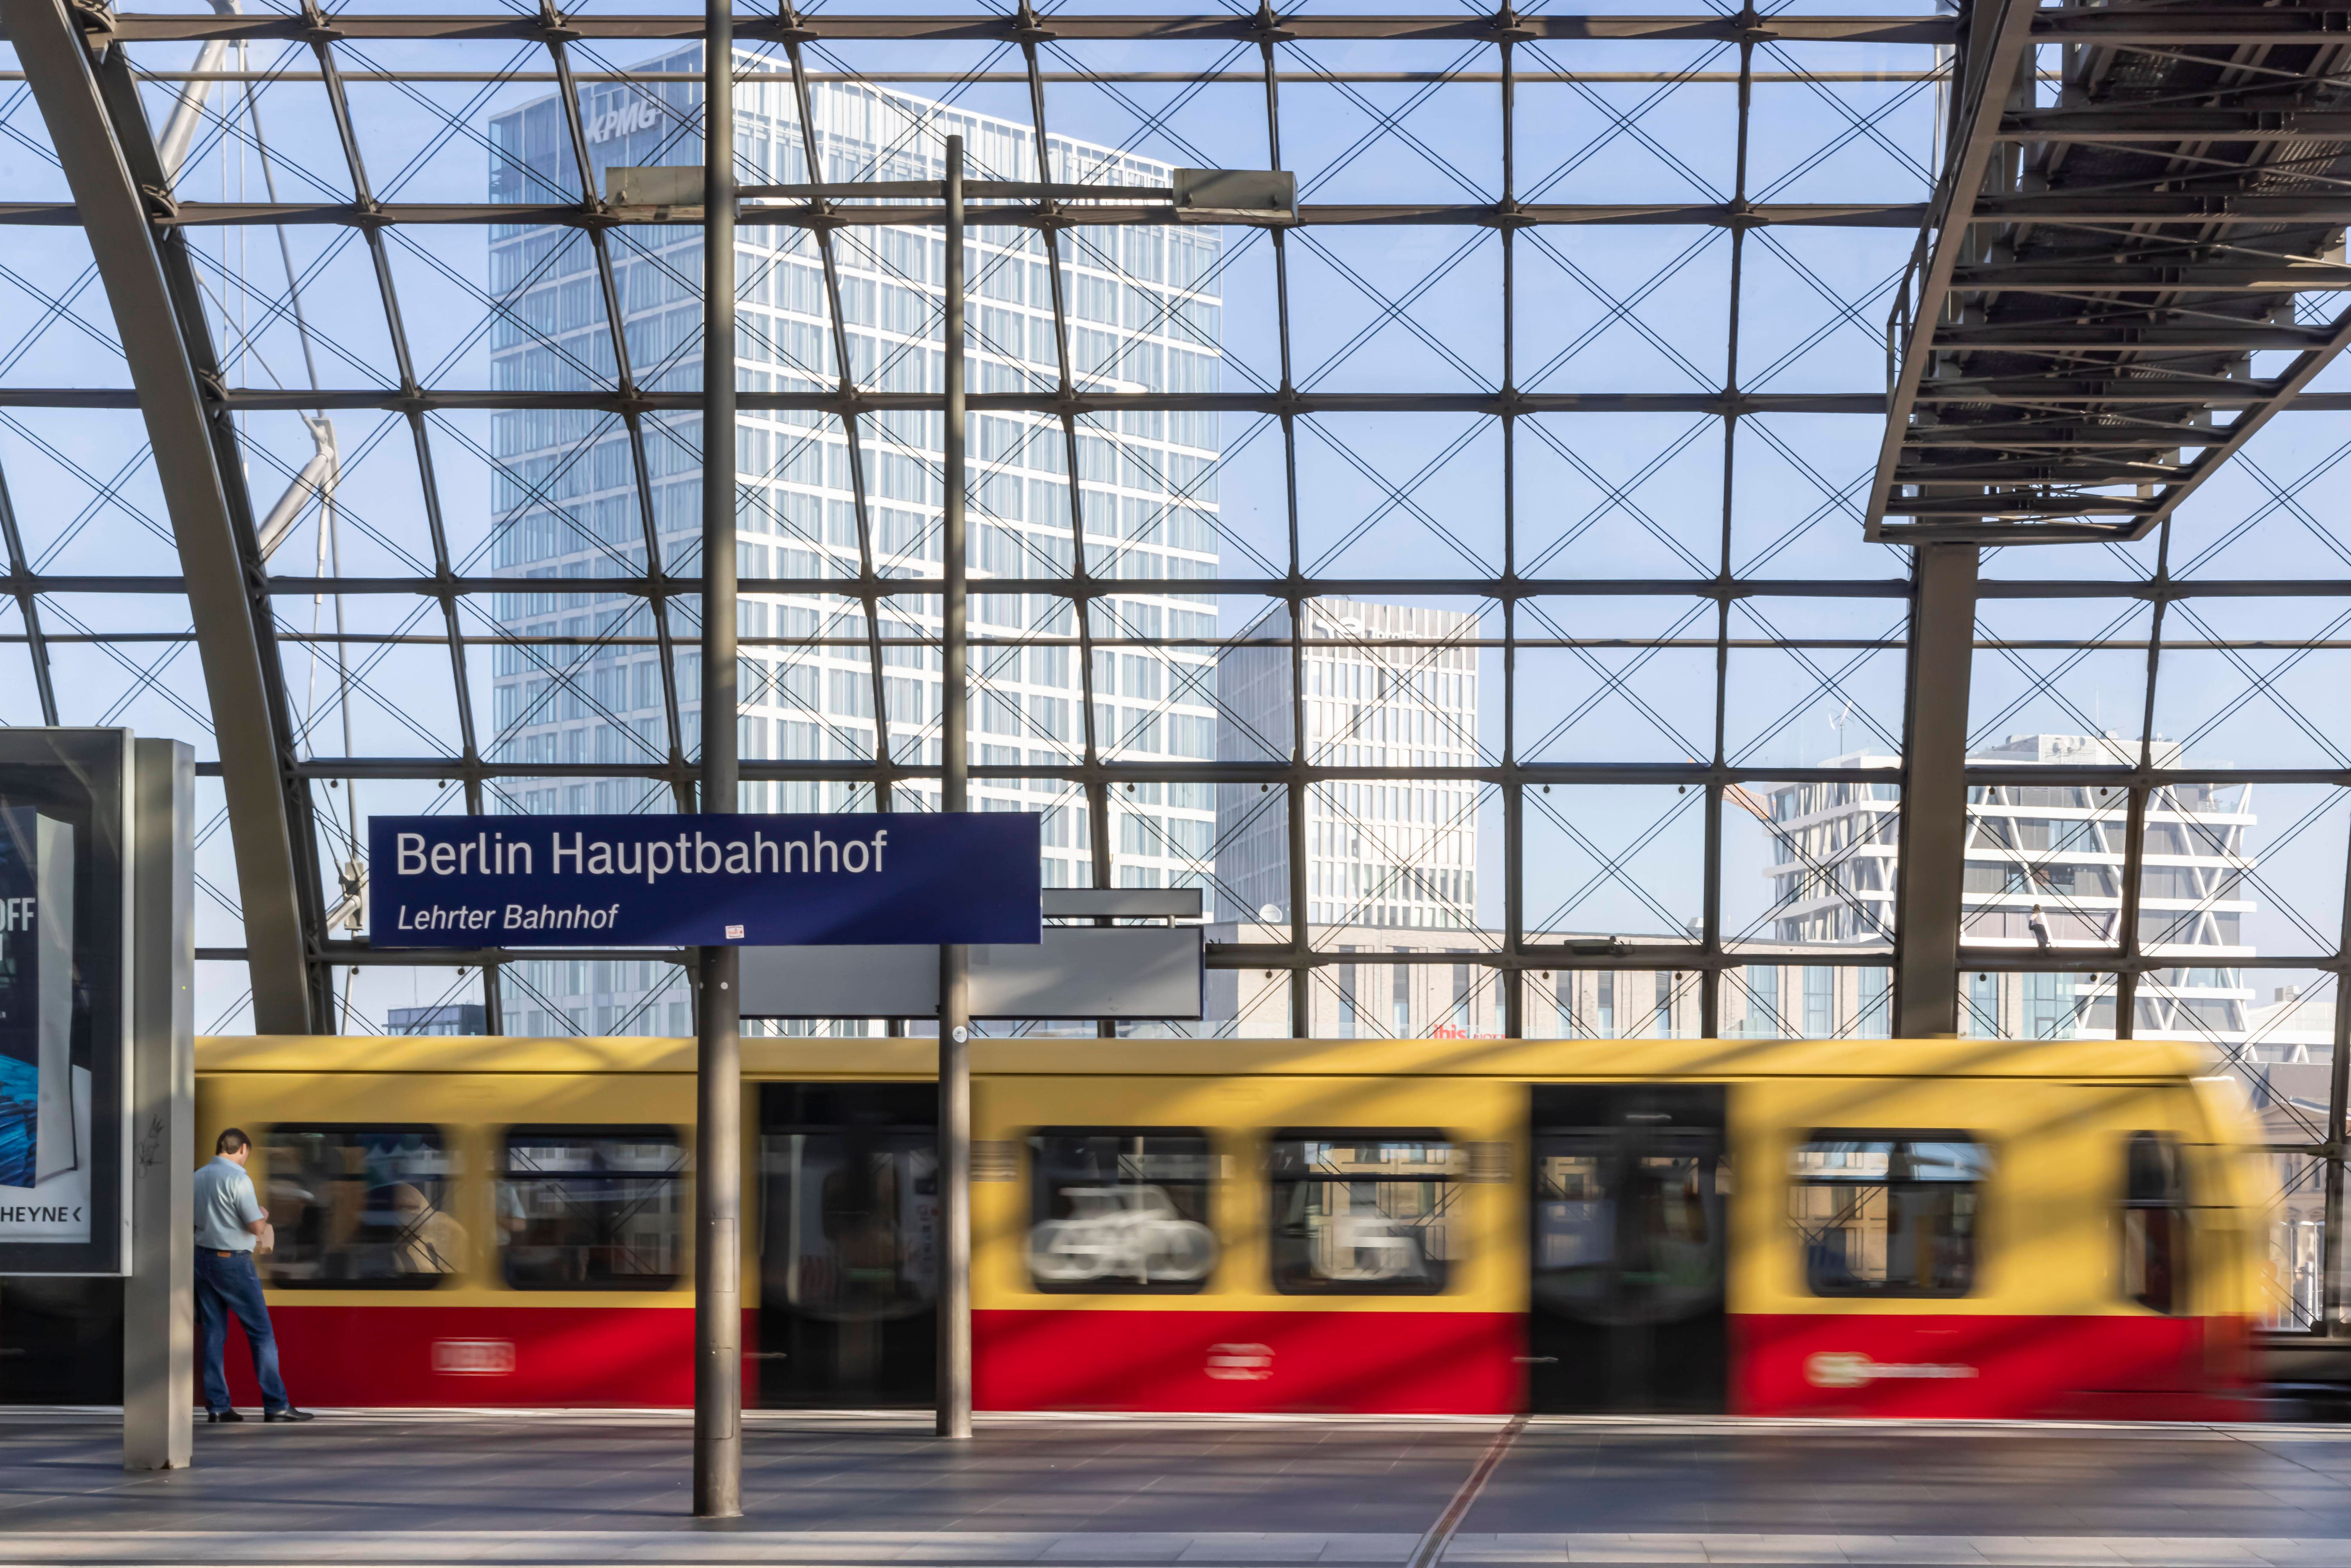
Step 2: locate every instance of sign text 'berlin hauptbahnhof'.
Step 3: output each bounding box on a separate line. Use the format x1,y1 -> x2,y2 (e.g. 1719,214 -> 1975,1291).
368,813 -> 1040,949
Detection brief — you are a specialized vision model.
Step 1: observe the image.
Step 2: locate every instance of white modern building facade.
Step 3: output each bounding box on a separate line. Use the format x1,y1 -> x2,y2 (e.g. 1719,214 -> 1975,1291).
1214,599 -> 1481,932
487,59 -> 1223,1036
1761,733 -> 2257,1046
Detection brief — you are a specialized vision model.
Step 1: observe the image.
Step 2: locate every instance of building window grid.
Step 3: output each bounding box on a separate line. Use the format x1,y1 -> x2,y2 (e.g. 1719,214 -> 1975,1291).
1763,754 -> 2255,1049
487,73 -> 1224,1030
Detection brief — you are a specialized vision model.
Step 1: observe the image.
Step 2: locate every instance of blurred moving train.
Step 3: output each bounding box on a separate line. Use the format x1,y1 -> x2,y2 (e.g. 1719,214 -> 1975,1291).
162,1033 -> 2268,1419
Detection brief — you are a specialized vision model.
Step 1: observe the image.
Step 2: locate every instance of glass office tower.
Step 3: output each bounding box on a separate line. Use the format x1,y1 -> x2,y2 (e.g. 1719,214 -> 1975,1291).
486,59 -> 1223,1036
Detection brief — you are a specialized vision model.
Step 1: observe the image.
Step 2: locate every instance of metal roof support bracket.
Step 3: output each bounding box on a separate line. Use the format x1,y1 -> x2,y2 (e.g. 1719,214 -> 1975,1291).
1866,0 -> 2041,543
4,0 -> 317,1033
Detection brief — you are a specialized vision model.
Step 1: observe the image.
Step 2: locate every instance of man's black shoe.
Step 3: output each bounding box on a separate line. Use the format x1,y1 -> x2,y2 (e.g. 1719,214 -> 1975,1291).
263,1408 -> 315,1423
206,1409 -> 243,1423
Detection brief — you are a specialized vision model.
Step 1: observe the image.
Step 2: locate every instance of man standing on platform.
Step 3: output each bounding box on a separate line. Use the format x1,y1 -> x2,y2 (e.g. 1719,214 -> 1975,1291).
194,1128 -> 313,1424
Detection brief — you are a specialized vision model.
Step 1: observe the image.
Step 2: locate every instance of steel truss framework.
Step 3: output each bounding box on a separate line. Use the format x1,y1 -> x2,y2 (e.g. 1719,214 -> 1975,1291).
0,4 -> 2349,1331
1873,0 -> 2351,542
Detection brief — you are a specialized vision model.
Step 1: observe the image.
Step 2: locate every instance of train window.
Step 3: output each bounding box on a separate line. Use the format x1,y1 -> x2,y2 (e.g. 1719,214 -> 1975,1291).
261,1126 -> 460,1289
1268,1132 -> 1462,1295
1028,1128 -> 1216,1293
1533,1142 -> 1727,1324
499,1127 -> 685,1290
1788,1133 -> 1990,1297
2123,1131 -> 2190,1315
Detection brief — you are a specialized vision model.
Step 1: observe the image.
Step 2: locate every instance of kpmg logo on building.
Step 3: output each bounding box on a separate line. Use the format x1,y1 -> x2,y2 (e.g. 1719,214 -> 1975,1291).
368,813 -> 1041,949
585,97 -> 663,145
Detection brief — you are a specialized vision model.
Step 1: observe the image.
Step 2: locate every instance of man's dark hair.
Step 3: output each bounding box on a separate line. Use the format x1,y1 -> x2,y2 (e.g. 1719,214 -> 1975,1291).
216,1128 -> 251,1156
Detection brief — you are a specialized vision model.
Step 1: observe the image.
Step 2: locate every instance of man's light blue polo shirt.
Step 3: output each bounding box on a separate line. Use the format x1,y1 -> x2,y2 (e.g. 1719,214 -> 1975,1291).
194,1155 -> 262,1253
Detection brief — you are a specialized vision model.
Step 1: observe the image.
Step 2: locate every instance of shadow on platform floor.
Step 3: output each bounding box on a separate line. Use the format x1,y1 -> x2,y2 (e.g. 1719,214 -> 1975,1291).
4,1411 -> 2351,1565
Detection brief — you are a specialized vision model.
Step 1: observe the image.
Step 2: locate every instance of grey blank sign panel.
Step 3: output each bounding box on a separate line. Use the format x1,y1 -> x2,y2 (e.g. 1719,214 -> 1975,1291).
739,927 -> 1204,1020
603,165 -> 703,206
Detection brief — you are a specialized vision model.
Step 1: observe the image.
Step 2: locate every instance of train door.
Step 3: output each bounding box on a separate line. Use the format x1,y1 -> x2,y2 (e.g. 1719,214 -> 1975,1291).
757,1082 -> 938,1407
1527,1083 -> 1728,1413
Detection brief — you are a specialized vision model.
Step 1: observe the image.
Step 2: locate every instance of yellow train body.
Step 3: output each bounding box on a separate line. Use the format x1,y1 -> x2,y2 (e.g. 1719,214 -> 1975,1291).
193,1034 -> 2271,1416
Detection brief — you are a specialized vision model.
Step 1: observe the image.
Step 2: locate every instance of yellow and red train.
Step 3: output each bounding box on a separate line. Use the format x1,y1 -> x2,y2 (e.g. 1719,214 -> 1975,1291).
194,1033 -> 2271,1419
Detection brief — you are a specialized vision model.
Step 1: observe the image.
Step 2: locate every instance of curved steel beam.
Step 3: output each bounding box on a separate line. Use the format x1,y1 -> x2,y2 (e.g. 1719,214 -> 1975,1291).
4,0 -> 319,1032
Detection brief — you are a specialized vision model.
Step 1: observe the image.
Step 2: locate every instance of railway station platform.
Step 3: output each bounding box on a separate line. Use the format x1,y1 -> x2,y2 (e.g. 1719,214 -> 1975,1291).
5,1412 -> 2351,1567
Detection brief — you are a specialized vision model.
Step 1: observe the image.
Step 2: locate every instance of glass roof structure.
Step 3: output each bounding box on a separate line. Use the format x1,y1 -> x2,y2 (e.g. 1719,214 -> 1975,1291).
4,3 -> 2351,1325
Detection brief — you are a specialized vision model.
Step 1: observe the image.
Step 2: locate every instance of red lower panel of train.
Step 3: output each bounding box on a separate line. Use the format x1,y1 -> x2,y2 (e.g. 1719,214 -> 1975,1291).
1733,1312 -> 2248,1420
221,1305 -> 1521,1412
219,1305 -> 700,1408
973,1309 -> 1522,1414
214,1304 -> 2244,1418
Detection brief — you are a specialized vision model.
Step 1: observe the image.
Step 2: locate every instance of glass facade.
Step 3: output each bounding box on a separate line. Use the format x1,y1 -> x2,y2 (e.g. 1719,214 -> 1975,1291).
2,5 -> 2348,1323
487,62 -> 1221,1034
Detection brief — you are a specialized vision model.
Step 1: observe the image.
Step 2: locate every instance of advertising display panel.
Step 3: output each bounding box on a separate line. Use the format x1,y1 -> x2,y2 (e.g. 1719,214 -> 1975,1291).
0,729 -> 132,1276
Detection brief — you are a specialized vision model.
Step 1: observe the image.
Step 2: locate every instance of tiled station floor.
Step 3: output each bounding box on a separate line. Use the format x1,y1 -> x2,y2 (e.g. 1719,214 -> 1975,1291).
5,1410 -> 2351,1565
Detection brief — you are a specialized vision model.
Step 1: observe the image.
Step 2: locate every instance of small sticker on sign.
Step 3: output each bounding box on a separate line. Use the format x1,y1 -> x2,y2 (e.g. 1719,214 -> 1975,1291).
724,924 -> 744,939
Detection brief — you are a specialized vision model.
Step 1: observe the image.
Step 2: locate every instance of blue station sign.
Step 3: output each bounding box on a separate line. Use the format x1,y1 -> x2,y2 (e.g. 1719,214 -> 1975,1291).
368,813 -> 1041,949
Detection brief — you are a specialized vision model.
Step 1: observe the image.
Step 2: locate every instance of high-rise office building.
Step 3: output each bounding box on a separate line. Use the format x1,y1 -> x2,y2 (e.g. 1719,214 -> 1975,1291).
1206,599 -> 1485,1040
1755,732 -> 2256,1043
487,60 -> 1223,1036
1214,599 -> 1480,932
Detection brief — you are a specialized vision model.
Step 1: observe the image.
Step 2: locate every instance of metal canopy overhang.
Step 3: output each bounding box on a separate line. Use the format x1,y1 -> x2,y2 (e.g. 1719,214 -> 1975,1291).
1867,0 -> 2351,546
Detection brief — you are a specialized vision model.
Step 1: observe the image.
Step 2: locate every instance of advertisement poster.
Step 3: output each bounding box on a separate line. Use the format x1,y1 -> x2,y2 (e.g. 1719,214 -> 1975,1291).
0,729 -> 130,1275
0,810 -> 87,1240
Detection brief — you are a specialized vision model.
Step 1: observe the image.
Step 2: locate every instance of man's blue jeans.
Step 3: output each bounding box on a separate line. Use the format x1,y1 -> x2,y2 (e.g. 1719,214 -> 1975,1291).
195,1249 -> 288,1414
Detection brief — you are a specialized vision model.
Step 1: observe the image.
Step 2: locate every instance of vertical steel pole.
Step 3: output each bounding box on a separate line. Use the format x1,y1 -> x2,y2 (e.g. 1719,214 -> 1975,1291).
2322,840 -> 2351,1333
1893,542 -> 1978,1039
125,738 -> 194,1472
693,0 -> 742,1519
936,134 -> 974,1439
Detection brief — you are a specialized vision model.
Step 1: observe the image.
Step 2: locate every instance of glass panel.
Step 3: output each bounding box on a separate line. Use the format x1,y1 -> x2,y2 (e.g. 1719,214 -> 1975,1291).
1958,971 -> 2118,1041
1724,965 -> 1891,1040
2122,1131 -> 2189,1316
1521,786 -> 1704,947
262,1126 -> 459,1288
2269,1153 -> 2329,1331
1267,1134 -> 1460,1295
1723,774 -> 1900,952
1787,1135 -> 1990,1297
762,1128 -> 938,1320
1533,1145 -> 1726,1323
499,1126 -> 685,1289
1027,1129 -> 1216,1291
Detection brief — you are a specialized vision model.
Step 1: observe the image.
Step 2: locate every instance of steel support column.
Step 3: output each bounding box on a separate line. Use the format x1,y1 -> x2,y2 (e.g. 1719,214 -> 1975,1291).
692,0 -> 743,1518
1893,543 -> 1978,1037
124,738 -> 194,1471
2325,835 -> 2351,1333
4,0 -> 315,1032
936,133 -> 974,1443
